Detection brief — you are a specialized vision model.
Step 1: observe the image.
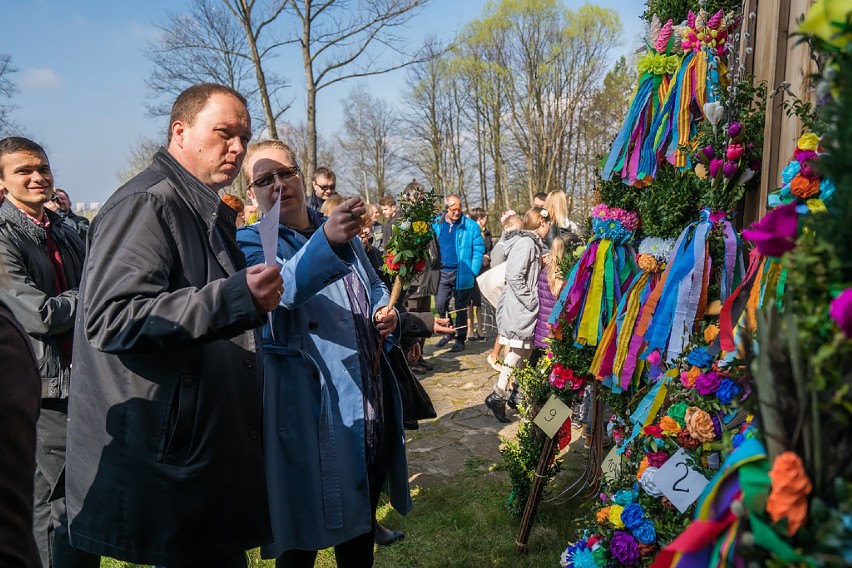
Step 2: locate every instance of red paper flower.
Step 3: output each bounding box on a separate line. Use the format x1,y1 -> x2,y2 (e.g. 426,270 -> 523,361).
643,425 -> 664,438
414,258 -> 426,273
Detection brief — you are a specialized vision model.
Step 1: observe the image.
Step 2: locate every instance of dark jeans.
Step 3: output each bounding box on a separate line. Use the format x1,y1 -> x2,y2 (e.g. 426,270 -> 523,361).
434,269 -> 472,343
34,400 -> 100,568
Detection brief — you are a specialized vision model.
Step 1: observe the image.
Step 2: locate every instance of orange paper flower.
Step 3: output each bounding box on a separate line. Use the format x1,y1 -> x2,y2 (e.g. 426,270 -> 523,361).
636,456 -> 650,480
638,254 -> 659,273
766,451 -> 812,536
685,406 -> 716,442
680,365 -> 701,388
659,416 -> 681,436
704,324 -> 720,343
596,506 -> 611,524
790,175 -> 821,199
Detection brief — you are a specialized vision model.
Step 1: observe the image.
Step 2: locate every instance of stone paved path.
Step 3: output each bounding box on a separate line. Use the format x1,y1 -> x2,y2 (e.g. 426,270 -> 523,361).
405,334 -> 587,487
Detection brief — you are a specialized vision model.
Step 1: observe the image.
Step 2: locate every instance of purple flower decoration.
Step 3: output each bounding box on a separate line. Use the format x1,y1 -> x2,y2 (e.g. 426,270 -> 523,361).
711,415 -> 723,439
799,160 -> 819,180
830,289 -> 852,338
610,531 -> 640,566
709,158 -> 724,178
722,161 -> 738,178
702,145 -> 716,161
742,203 -> 799,258
749,158 -> 762,172
716,378 -> 741,404
728,122 -> 743,138
695,371 -> 721,395
794,148 -> 818,162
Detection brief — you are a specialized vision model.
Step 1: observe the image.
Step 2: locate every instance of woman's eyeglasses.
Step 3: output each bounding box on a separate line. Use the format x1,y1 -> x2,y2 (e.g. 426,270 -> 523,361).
250,166 -> 300,188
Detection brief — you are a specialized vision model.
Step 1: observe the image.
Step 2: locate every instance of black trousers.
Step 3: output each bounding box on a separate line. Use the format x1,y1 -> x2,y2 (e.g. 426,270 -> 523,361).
34,399 -> 100,568
434,269 -> 472,343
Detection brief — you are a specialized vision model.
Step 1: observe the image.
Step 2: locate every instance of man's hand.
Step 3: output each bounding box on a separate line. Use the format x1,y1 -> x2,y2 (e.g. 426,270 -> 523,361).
374,305 -> 398,338
246,264 -> 284,314
433,317 -> 454,335
406,342 -> 422,362
324,197 -> 367,246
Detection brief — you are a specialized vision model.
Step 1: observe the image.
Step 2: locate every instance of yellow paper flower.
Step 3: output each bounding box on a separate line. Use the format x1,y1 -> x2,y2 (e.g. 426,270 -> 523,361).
412,221 -> 428,234
608,504 -> 625,528
797,132 -> 821,152
806,199 -> 827,214
799,0 -> 852,48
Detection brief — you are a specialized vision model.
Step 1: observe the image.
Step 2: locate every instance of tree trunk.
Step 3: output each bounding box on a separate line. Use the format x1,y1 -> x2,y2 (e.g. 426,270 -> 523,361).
236,0 -> 278,139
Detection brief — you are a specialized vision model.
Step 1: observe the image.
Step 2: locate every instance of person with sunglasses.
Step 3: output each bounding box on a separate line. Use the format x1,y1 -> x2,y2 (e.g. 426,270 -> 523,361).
237,139 -> 409,567
307,166 -> 337,211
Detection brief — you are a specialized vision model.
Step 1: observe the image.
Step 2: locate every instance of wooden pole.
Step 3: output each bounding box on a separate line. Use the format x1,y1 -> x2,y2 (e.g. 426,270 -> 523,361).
372,276 -> 404,376
515,433 -> 558,555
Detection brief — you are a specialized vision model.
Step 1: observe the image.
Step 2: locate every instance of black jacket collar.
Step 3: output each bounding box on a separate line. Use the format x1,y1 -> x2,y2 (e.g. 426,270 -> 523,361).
151,148 -> 223,228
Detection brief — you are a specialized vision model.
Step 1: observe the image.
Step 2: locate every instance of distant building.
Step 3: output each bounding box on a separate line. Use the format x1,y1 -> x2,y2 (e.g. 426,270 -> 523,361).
75,202 -> 87,213
89,202 -> 100,211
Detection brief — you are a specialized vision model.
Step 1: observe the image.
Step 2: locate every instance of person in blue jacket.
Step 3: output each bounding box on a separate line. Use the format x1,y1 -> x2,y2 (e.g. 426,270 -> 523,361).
236,139 -> 411,567
431,194 -> 485,353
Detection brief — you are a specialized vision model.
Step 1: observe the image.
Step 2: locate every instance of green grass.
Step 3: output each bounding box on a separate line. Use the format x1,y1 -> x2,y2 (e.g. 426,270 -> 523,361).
99,472 -> 585,567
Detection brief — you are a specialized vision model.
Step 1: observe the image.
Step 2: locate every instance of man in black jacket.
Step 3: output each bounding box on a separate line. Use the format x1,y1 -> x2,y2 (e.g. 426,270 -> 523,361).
46,188 -> 89,242
0,136 -> 97,567
65,84 -> 283,566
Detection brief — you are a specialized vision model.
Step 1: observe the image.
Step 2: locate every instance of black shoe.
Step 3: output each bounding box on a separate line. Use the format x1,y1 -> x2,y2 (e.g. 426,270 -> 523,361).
375,523 -> 405,546
484,392 -> 511,423
435,334 -> 452,348
417,357 -> 434,371
449,341 -> 466,353
409,363 -> 429,376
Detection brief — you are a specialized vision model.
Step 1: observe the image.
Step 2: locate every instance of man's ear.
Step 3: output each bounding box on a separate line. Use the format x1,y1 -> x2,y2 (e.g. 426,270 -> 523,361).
170,121 -> 185,148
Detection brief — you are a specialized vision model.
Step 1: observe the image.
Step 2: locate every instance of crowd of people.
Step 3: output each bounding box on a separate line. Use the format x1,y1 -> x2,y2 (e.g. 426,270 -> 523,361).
0,81 -> 585,568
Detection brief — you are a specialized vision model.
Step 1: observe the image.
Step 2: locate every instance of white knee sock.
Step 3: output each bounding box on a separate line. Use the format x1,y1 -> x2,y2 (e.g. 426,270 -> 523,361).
496,350 -> 523,394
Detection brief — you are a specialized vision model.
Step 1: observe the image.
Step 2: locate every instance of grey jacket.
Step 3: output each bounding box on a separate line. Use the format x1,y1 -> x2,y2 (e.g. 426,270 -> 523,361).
66,149 -> 271,565
496,229 -> 543,342
0,199 -> 84,398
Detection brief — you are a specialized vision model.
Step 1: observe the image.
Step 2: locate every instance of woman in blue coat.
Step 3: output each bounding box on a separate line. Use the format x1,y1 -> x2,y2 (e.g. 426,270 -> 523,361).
237,140 -> 411,566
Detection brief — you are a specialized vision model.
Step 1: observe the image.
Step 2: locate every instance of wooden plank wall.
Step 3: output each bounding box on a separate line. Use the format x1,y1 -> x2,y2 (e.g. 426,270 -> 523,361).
740,0 -> 817,225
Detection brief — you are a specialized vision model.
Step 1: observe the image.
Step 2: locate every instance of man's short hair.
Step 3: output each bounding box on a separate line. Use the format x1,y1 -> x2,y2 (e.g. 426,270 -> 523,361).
469,207 -> 488,221
168,84 -> 248,143
379,194 -> 396,207
0,137 -> 47,178
312,166 -> 336,183
533,192 -> 548,202
55,188 -> 69,199
243,139 -> 298,177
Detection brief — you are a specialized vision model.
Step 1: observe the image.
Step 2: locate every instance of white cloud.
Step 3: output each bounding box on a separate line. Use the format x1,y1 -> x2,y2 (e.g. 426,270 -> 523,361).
19,67 -> 62,90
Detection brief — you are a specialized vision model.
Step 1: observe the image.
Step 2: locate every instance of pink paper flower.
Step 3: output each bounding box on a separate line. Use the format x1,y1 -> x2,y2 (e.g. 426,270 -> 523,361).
830,289 -> 852,338
709,158 -> 724,178
742,203 -> 799,258
726,144 -> 744,161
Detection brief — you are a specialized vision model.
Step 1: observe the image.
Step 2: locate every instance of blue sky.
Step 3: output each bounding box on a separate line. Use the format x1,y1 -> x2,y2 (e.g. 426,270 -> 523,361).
4,0 -> 643,204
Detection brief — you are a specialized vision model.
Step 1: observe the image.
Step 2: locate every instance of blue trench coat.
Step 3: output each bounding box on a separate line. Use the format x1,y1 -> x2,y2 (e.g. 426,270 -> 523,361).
237,212 -> 412,557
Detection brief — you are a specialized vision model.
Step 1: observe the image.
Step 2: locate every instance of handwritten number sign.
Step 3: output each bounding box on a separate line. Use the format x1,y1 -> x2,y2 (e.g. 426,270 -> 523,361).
533,395 -> 570,439
601,445 -> 624,483
655,448 -> 709,513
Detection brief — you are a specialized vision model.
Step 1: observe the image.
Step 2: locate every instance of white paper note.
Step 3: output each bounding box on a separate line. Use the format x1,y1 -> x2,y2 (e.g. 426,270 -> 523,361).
533,394 -> 571,439
655,448 -> 710,513
259,191 -> 281,267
